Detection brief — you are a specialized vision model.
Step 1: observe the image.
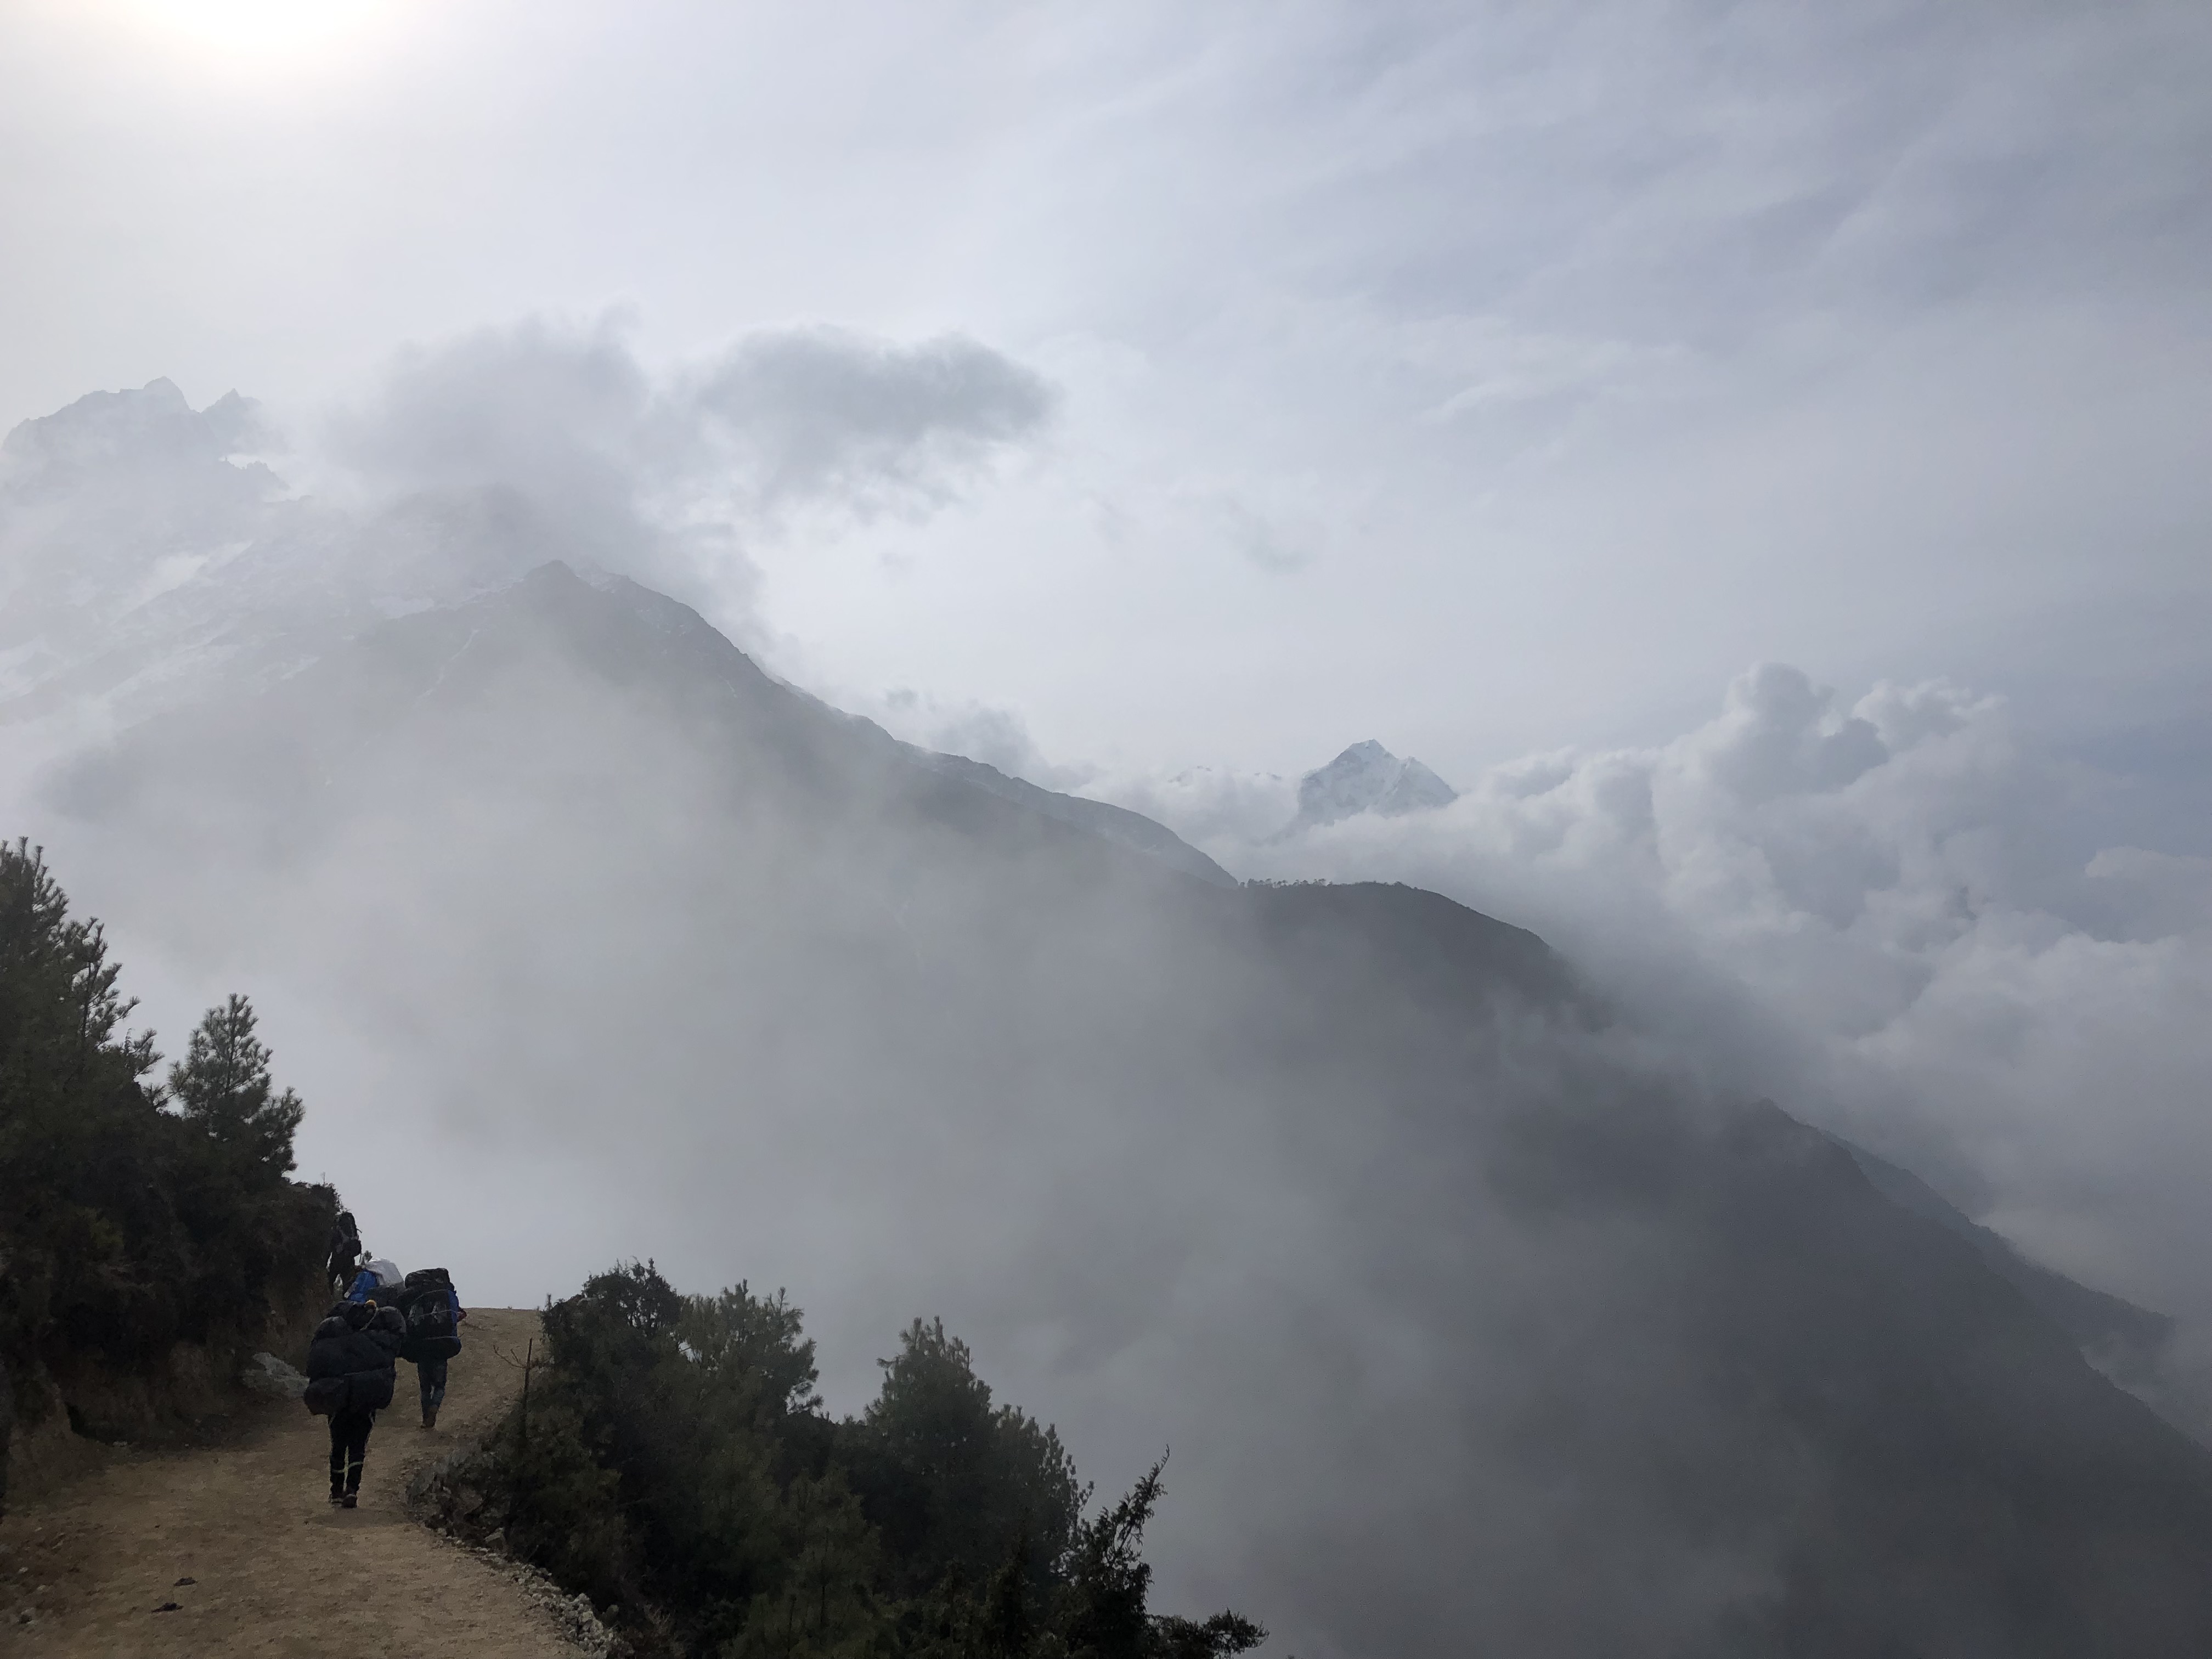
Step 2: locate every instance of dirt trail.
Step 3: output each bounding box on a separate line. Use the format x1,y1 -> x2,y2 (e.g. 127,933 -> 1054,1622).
0,1308 -> 585,1657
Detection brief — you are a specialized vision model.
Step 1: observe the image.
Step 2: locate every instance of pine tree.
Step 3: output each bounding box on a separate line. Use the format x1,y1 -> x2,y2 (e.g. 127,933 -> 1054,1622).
0,838 -> 167,1378
1060,1462 -> 1265,1659
167,993 -> 303,1176
0,842 -> 325,1409
862,1317 -> 1086,1593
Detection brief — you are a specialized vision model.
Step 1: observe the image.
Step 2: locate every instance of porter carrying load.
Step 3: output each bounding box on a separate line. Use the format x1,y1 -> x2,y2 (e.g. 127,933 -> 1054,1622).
402,1267 -> 462,1363
399,1266 -> 466,1430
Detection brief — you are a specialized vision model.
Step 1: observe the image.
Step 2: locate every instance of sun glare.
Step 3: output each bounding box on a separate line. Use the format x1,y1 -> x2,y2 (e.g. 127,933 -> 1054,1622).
108,0 -> 397,76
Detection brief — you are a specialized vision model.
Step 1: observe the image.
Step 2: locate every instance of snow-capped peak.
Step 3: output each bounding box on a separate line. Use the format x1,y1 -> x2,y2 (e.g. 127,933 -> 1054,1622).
1285,740 -> 1458,834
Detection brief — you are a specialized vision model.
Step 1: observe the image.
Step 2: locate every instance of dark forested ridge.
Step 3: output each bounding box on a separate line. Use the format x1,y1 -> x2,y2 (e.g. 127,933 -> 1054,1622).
0,842 -> 328,1504
41,562 -> 2212,1656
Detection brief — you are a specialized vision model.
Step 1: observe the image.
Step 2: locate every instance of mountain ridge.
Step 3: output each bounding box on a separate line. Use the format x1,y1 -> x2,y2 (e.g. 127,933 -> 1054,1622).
30,557 -> 2212,1656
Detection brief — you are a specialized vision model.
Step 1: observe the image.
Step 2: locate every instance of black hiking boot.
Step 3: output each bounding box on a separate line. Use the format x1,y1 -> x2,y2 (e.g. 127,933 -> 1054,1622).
341,1492 -> 358,1509
422,1406 -> 438,1430
328,1488 -> 343,1506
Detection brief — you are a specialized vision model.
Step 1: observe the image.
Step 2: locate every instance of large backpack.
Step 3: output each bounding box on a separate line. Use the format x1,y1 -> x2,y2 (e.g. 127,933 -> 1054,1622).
402,1269 -> 462,1362
397,1265 -> 448,1318
304,1311 -> 393,1415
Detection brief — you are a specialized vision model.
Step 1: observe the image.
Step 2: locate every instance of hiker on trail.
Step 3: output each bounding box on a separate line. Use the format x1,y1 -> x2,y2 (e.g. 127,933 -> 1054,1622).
398,1267 -> 466,1429
303,1300 -> 403,1508
325,1208 -> 363,1298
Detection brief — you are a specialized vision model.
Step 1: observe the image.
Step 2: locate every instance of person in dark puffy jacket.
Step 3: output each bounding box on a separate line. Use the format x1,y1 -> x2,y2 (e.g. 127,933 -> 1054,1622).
305,1301 -> 403,1507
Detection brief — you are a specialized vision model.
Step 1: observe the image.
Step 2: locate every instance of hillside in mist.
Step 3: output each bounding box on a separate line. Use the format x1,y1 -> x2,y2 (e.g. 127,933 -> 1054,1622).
29,559 -> 2212,1657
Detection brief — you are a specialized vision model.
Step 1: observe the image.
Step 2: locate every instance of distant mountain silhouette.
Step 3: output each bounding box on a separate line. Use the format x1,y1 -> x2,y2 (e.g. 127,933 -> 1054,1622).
50,562 -> 2212,1657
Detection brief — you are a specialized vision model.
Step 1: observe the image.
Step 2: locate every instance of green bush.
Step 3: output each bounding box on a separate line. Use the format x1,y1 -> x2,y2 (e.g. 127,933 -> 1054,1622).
475,1262 -> 1264,1659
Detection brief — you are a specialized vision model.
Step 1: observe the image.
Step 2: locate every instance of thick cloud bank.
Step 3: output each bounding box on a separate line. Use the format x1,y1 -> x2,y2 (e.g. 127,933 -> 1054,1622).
4,350 -> 2199,1384
1102,665 -> 2212,1350
331,319 -> 1054,576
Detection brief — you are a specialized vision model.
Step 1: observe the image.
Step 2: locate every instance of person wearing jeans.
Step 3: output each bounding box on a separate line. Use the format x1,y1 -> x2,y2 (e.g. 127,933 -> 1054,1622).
417,1355 -> 449,1429
409,1288 -> 465,1429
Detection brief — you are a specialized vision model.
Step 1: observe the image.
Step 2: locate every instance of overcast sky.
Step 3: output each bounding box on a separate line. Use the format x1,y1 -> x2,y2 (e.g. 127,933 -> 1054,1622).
3,0 -> 2205,822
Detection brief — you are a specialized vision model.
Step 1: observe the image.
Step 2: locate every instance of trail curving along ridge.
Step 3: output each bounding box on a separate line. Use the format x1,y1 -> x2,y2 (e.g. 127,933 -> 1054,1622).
0,1308 -> 590,1657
